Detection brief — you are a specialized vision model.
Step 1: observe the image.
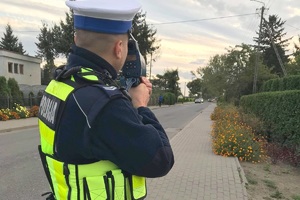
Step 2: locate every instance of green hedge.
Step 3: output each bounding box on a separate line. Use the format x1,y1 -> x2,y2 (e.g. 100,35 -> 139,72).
261,75 -> 300,92
240,90 -> 300,153
163,92 -> 176,105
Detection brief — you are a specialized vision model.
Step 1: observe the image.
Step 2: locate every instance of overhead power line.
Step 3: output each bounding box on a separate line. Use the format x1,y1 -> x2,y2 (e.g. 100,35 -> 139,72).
5,13 -> 259,33
14,30 -> 40,33
286,23 -> 300,31
150,13 -> 257,25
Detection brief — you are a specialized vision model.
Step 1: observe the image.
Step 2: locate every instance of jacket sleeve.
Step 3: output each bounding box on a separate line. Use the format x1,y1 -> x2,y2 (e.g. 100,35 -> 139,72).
89,98 -> 174,178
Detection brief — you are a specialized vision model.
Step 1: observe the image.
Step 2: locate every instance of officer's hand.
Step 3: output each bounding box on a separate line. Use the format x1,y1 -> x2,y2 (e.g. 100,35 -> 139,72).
140,77 -> 152,95
129,77 -> 152,108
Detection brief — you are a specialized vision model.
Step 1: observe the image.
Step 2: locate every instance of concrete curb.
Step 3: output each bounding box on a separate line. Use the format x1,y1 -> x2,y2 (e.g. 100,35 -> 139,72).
0,125 -> 38,134
235,157 -> 249,198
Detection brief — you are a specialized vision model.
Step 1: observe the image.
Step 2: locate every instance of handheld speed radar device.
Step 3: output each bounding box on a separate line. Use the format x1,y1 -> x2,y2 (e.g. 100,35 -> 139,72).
120,36 -> 146,91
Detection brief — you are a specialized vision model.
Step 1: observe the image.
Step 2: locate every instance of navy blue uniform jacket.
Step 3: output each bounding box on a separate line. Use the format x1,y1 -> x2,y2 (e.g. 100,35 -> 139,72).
55,45 -> 174,178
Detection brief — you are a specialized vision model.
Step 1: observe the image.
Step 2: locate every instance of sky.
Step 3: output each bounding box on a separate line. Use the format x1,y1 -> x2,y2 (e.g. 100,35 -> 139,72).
1,0 -> 300,94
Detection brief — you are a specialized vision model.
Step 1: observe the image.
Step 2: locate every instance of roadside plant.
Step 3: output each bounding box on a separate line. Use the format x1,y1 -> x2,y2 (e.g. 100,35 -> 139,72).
211,105 -> 266,162
29,105 -> 39,117
9,111 -> 20,119
0,108 -> 19,120
12,103 -> 30,118
0,110 -> 9,121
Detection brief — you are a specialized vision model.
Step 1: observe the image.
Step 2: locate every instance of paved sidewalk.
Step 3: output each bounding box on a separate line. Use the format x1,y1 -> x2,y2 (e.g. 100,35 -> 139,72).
147,104 -> 248,200
0,117 -> 38,133
0,104 -> 248,199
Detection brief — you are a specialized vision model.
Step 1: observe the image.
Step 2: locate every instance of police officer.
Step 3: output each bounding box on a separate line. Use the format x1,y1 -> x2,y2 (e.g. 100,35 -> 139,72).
38,0 -> 174,199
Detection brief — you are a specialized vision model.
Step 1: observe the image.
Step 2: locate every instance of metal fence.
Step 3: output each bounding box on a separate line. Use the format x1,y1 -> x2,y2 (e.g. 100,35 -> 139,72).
0,97 -> 43,109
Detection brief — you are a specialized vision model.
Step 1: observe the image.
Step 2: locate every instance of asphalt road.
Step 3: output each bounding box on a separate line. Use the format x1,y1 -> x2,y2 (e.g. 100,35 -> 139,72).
0,102 -> 209,200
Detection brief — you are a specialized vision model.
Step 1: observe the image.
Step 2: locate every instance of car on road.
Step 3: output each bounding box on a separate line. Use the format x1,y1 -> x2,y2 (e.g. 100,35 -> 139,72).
195,98 -> 204,103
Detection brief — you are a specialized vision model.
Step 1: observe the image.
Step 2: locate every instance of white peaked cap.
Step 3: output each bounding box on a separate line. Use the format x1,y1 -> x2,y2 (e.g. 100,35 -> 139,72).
65,0 -> 141,34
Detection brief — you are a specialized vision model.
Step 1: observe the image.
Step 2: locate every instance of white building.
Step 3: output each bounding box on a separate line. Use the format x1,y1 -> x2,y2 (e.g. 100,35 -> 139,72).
0,49 -> 42,85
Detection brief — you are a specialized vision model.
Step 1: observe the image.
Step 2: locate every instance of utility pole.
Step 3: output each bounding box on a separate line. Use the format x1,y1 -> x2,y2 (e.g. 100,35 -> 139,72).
149,53 -> 153,80
264,19 -> 287,77
252,1 -> 265,93
184,82 -> 186,97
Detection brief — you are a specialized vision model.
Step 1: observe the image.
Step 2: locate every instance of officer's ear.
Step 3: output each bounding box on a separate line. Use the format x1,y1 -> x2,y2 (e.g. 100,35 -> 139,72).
74,31 -> 78,44
114,39 -> 124,59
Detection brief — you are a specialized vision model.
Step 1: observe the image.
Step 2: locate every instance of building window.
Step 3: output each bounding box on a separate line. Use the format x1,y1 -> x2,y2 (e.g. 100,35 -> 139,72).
19,64 -> 24,74
14,63 -> 18,74
8,62 -> 13,73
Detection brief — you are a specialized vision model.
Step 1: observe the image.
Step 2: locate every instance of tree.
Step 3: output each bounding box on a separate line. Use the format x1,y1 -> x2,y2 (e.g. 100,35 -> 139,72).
36,23 -> 57,85
186,78 -> 202,97
195,44 -> 276,104
132,11 -> 160,65
17,42 -> 26,55
286,36 -> 300,75
0,24 -> 26,54
7,78 -> 23,105
36,23 -> 55,65
152,74 -> 167,92
0,76 -> 10,108
52,10 -> 74,58
255,15 -> 290,76
151,69 -> 181,99
199,54 -> 229,99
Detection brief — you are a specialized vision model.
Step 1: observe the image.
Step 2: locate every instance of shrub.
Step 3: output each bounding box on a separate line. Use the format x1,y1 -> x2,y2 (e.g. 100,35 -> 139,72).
266,143 -> 300,166
12,103 -> 30,118
0,108 -> 13,120
0,110 -> 9,121
9,111 -> 20,119
163,92 -> 176,105
261,75 -> 300,92
29,106 -> 39,117
211,105 -> 266,162
210,105 -> 237,121
240,90 -> 300,157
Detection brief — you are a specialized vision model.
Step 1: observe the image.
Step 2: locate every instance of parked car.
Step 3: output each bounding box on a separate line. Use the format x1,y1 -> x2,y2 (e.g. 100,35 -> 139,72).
195,98 -> 204,103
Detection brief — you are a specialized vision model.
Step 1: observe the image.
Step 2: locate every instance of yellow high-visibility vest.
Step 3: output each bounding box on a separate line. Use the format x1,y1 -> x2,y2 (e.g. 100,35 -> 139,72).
38,68 -> 146,200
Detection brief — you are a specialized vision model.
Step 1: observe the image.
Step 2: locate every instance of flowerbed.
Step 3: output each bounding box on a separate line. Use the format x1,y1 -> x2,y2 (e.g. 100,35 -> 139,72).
211,105 -> 267,163
0,104 -> 39,121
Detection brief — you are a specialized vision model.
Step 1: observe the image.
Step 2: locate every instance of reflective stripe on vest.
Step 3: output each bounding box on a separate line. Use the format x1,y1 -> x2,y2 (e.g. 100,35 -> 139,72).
45,154 -> 147,200
39,80 -> 75,155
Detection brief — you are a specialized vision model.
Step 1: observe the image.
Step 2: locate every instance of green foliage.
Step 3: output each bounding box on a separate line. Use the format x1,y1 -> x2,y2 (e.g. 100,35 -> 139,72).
240,91 -> 300,156
41,63 -> 56,85
263,179 -> 277,189
255,15 -> 290,77
210,105 -> 266,162
7,78 -> 21,97
292,195 -> 300,200
152,69 -> 181,99
270,190 -> 284,199
0,76 -> 10,108
199,54 -> 228,98
52,10 -> 74,58
186,78 -> 202,97
245,174 -> 258,185
132,11 -> 160,64
163,92 -> 176,105
12,103 -> 30,118
0,104 -> 31,120
261,75 -> 300,92
36,10 -> 160,65
36,23 -> 55,64
194,43 -> 276,104
7,78 -> 23,105
0,24 -> 26,54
